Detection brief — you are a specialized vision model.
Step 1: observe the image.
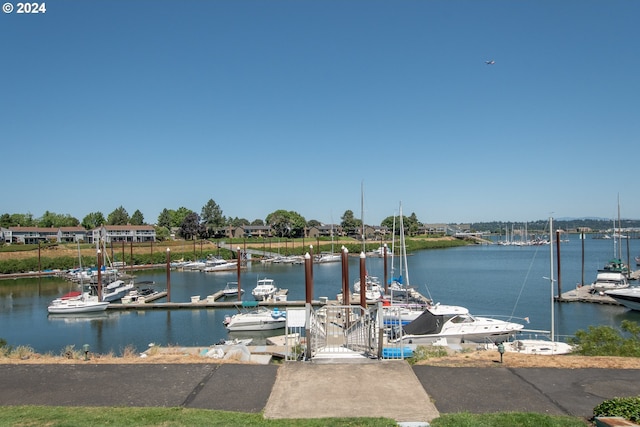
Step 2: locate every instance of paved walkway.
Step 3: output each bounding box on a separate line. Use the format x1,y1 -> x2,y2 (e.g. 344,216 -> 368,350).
0,362 -> 639,424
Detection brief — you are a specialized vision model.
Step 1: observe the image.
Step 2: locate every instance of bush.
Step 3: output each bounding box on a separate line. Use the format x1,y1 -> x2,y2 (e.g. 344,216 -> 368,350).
594,396 -> 640,422
570,320 -> 640,357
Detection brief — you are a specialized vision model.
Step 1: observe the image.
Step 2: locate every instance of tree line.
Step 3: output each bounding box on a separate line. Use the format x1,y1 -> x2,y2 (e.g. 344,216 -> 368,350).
3,202 -> 637,241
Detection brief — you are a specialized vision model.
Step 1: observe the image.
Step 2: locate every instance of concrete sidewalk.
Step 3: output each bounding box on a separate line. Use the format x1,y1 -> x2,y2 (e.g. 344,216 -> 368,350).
0,362 -> 639,424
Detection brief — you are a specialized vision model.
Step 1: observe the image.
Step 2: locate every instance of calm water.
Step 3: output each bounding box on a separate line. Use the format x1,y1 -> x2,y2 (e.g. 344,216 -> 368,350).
1,237 -> 639,355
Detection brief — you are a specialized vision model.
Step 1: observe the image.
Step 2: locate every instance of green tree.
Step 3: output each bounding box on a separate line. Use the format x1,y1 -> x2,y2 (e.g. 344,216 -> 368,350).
157,209 -> 173,229
266,210 -> 306,238
172,207 -> 192,228
229,217 -> 250,227
201,199 -> 225,228
9,213 -> 35,227
107,206 -> 130,225
307,219 -> 321,227
407,212 -> 420,236
82,212 -> 105,230
154,225 -> 170,241
570,320 -> 640,357
179,212 -> 204,240
0,214 -> 11,228
130,210 -> 145,225
251,219 -> 265,226
340,210 -> 359,236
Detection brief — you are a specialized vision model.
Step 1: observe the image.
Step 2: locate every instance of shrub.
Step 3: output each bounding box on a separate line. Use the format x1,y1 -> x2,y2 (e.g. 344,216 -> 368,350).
594,396 -> 640,422
407,345 -> 448,365
570,320 -> 640,357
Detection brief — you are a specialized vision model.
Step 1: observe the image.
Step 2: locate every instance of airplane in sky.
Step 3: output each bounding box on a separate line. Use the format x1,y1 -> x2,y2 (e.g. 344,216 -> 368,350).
485,60 -> 495,65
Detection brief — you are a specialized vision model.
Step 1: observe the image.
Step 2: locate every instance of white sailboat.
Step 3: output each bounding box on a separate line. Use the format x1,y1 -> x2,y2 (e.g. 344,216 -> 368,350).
388,203 -> 411,301
502,217 -> 573,355
48,243 -> 109,314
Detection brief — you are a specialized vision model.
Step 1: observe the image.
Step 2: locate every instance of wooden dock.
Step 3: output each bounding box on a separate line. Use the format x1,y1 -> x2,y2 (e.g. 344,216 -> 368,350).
556,285 -> 621,306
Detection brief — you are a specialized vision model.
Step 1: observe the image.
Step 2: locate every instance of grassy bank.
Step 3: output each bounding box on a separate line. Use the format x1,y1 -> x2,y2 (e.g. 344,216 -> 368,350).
0,236 -> 470,275
0,406 -> 590,426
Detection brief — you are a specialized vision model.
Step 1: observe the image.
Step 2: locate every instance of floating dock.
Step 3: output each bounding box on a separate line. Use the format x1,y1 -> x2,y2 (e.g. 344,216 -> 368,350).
556,285 -> 621,306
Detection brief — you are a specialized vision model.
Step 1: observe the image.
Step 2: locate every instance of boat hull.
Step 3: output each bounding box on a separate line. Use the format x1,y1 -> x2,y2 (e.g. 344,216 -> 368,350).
48,300 -> 110,314
605,288 -> 640,311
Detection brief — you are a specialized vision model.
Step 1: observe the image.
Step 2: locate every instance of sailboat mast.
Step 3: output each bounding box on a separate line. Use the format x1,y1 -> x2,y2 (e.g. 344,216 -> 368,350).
361,181 -> 365,253
617,194 -> 622,260
549,217 -> 555,343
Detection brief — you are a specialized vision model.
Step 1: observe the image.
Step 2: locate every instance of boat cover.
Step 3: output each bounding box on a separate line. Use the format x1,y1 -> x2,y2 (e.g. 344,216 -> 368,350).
402,309 -> 445,335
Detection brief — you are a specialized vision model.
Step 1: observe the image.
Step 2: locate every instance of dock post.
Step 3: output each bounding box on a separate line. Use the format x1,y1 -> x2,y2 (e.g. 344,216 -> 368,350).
383,244 -> 388,295
305,253 -> 312,304
360,252 -> 366,308
166,248 -> 171,302
236,247 -> 241,301
97,249 -> 102,302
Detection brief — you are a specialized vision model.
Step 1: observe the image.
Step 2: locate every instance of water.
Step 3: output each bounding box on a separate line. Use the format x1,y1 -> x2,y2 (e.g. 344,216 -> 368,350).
1,237 -> 639,355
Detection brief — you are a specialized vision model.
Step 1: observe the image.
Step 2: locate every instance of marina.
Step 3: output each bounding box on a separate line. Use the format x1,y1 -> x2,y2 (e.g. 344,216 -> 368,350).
1,236 -> 639,356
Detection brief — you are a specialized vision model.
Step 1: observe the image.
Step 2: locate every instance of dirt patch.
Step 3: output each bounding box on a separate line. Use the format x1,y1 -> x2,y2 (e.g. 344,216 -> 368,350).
415,349 -> 640,369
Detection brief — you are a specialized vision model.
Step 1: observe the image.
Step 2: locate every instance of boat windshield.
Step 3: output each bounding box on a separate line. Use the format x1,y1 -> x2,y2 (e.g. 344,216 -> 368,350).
450,314 -> 476,324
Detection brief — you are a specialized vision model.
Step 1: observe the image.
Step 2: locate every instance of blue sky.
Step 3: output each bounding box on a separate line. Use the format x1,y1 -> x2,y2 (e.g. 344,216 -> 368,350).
2,1 -> 639,226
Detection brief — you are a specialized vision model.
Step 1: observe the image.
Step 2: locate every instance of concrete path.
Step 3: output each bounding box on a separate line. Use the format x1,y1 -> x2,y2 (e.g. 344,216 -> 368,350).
264,360 -> 439,423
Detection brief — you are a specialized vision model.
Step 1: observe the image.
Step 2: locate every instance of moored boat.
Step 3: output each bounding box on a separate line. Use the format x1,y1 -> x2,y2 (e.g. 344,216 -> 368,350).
252,278 -> 278,301
605,287 -> 640,311
223,306 -> 286,331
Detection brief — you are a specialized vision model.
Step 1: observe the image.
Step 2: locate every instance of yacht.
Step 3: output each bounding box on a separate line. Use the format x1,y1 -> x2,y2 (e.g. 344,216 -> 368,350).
387,303 -> 524,345
251,278 -> 278,301
605,287 -> 640,311
223,307 -> 286,331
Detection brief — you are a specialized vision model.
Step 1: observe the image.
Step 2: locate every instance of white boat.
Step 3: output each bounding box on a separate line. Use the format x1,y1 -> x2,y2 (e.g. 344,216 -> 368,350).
502,338 -> 573,355
223,307 -> 286,331
387,203 -> 412,302
251,278 -> 278,301
99,279 -> 135,302
591,271 -> 629,292
48,297 -> 109,314
500,216 -> 573,355
605,287 -> 640,311
353,275 -> 383,301
48,242 -> 111,314
315,252 -> 341,263
203,257 -> 237,272
388,303 -> 524,344
222,281 -> 244,297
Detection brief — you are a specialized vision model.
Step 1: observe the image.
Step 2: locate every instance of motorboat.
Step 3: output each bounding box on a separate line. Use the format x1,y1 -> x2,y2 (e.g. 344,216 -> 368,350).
251,278 -> 278,301
99,280 -> 135,302
222,281 -> 244,297
590,271 -> 629,292
223,307 -> 286,331
387,303 -> 524,345
605,287 -> 640,311
315,252 -> 341,263
203,257 -> 237,272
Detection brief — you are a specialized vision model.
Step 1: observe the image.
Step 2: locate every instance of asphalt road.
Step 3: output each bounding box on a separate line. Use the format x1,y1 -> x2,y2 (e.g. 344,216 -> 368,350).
1,362 -> 639,424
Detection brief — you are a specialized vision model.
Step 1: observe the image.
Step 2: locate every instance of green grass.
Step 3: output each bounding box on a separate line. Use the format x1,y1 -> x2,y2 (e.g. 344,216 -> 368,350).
0,407 -> 591,427
430,412 -> 590,427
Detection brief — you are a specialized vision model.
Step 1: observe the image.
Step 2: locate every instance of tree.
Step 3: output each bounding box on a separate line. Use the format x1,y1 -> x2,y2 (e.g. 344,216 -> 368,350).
172,207 -> 192,228
407,212 -> 420,236
82,212 -> 105,230
154,225 -> 170,241
107,206 -> 129,225
37,211 -> 78,228
266,210 -> 306,238
340,210 -> 360,236
229,217 -> 250,227
8,213 -> 35,227
307,219 -> 321,227
157,209 -> 173,229
179,212 -> 203,240
251,219 -> 265,226
130,210 -> 145,226
0,214 -> 11,228
201,199 -> 225,228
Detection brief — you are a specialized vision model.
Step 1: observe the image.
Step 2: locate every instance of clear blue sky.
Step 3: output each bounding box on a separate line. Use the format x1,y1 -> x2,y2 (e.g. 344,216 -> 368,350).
2,1 -> 638,226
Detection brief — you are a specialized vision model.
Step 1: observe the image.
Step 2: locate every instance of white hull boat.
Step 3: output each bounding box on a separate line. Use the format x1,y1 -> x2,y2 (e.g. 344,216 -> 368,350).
100,280 -> 135,302
252,278 -> 278,301
591,271 -> 629,292
388,303 -> 524,344
222,282 -> 244,297
203,258 -> 237,272
223,307 -> 286,331
501,338 -> 573,355
605,287 -> 640,311
48,298 -> 109,314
